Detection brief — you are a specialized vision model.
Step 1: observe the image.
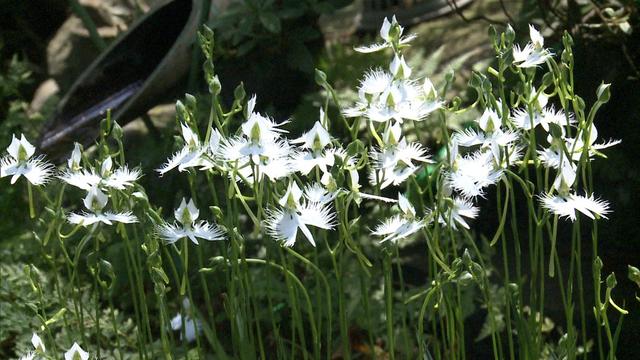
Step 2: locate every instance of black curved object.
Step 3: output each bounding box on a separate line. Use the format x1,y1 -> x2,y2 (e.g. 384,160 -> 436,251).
40,0 -> 201,160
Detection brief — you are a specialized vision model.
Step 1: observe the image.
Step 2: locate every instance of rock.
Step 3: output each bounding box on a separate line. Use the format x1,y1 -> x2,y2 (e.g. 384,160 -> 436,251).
29,79 -> 60,116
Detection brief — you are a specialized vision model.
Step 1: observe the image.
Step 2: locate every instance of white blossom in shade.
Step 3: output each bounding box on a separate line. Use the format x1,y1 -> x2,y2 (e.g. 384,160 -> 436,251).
447,150 -> 503,198
512,24 -> 552,68
290,110 -> 339,177
390,54 -> 412,79
19,352 -> 35,360
372,193 -> 424,243
265,182 -> 335,247
539,192 -> 610,221
220,96 -> 293,183
157,123 -> 209,175
197,128 -> 224,171
68,186 -> 137,226
0,134 -> 54,185
354,16 -> 417,53
303,182 -> 337,204
454,108 -> 519,164
292,112 -> 332,150
64,342 -> 89,360
170,298 -> 201,343
511,106 -> 573,133
170,313 -> 200,343
344,71 -> 441,124
220,136 -> 292,184
60,156 -> 141,191
369,123 -> 432,189
552,157 -> 578,192
540,124 -> 620,173
67,142 -> 83,173
157,198 -> 225,245
31,333 -> 45,353
434,197 -> 480,230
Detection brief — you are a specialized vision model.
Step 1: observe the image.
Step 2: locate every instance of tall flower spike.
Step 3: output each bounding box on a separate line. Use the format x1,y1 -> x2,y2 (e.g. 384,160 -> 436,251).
68,186 -> 138,226
265,182 -> 335,247
157,198 -> 225,245
64,342 -> 89,360
1,134 -> 54,185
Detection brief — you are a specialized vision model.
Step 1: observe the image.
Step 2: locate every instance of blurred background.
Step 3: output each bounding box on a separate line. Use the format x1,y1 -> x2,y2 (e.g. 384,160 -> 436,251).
1,0 -> 638,357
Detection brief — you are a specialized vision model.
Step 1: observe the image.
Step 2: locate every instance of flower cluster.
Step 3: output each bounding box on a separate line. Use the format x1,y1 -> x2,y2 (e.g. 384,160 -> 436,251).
15,333 -> 89,360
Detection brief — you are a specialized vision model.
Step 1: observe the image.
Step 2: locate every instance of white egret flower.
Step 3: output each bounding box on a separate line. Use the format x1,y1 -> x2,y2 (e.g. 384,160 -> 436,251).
291,111 -> 340,177
64,342 -> 89,360
60,156 -> 141,191
265,182 -> 335,247
446,150 -> 503,198
303,182 -> 337,204
454,109 -> 519,163
170,298 -> 201,343
31,333 -> 45,353
220,136 -> 292,183
170,314 -> 200,343
19,352 -> 35,360
157,198 -> 225,245
540,192 -> 610,221
157,123 -> 210,175
372,193 -> 424,243
344,71 -> 441,123
390,54 -> 412,79
354,16 -> 416,53
369,123 -> 431,189
68,187 -> 137,226
511,106 -> 573,133
512,25 -> 552,68
67,143 -> 83,173
433,197 -> 480,230
539,124 -> 620,173
0,134 -> 54,185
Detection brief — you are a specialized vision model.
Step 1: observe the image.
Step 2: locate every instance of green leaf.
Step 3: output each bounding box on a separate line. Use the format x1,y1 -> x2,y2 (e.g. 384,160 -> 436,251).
259,12 -> 281,34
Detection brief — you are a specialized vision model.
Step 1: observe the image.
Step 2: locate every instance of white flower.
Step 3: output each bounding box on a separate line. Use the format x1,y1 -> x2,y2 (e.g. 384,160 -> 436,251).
434,197 -> 479,230
67,143 -> 83,172
170,313 -> 201,343
303,183 -> 337,204
354,16 -> 417,53
170,298 -> 201,343
68,187 -> 138,226
265,182 -> 335,247
64,342 -> 89,360
454,108 -> 519,164
390,54 -> 412,79
60,156 -> 141,191
512,25 -> 552,68
221,137 -> 292,183
157,198 -> 225,245
31,333 -> 45,353
369,129 -> 431,189
446,150 -> 503,198
372,193 -> 424,243
157,123 -> 211,175
540,192 -> 610,221
292,117 -> 332,151
19,352 -> 35,360
344,72 -> 441,124
1,134 -> 54,185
